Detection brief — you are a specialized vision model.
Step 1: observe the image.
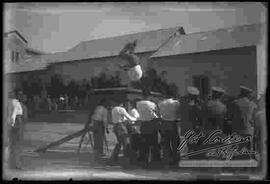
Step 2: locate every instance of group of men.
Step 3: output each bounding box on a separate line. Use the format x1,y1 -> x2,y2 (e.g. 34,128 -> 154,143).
85,41 -> 265,166
5,40 -> 266,170
89,83 -> 266,168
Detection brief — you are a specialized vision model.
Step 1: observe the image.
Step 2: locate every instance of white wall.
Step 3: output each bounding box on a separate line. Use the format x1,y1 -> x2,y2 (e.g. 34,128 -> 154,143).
4,34 -> 27,64
150,46 -> 257,96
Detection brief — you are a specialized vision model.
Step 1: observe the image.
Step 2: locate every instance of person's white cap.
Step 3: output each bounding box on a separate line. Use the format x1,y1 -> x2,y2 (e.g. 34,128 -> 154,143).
187,86 -> 200,95
212,86 -> 226,94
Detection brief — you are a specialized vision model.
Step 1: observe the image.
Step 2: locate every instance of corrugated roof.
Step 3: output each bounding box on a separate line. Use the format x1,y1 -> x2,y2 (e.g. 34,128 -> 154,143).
151,23 -> 265,58
4,56 -> 49,74
45,26 -> 184,64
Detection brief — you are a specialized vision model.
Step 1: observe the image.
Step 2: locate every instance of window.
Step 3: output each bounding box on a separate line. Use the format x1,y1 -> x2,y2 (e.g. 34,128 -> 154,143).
15,52 -> 20,62
193,75 -> 210,100
10,51 -> 20,63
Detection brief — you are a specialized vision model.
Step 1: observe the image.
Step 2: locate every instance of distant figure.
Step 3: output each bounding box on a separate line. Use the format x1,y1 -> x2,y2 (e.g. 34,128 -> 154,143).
64,94 -> 69,110
41,86 -> 47,102
52,98 -> 58,111
118,40 -> 143,82
33,95 -> 40,111
46,95 -> 52,111
74,95 -> 79,108
59,95 -> 65,110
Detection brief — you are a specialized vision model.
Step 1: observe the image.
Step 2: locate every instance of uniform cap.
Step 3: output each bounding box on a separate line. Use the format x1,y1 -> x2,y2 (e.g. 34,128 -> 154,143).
212,86 -> 226,94
240,85 -> 253,93
187,86 -> 200,95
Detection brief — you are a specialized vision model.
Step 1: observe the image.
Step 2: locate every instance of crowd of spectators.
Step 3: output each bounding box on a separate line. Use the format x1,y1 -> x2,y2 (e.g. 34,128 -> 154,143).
19,68 -> 179,115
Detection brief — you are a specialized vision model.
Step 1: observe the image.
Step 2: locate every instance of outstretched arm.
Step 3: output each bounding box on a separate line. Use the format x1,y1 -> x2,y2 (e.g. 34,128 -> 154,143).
121,108 -> 136,122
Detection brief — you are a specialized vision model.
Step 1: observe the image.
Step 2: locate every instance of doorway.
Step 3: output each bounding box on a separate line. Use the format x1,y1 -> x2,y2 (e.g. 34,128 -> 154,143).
192,75 -> 210,100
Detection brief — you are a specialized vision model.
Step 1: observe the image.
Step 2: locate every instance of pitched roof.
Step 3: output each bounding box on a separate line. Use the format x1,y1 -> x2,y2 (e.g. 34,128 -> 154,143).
4,56 -> 49,74
4,30 -> 28,44
45,26 -> 184,64
151,23 -> 265,58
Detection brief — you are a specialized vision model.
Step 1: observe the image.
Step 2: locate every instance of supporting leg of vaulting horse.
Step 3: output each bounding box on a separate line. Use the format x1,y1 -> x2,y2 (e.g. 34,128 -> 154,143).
77,131 -> 87,153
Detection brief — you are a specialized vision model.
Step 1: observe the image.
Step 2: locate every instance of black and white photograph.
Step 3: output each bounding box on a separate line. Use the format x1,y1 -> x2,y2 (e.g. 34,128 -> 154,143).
3,2 -> 268,181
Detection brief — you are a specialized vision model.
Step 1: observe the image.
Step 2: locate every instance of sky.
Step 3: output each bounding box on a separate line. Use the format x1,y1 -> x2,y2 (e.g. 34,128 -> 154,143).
4,2 -> 267,53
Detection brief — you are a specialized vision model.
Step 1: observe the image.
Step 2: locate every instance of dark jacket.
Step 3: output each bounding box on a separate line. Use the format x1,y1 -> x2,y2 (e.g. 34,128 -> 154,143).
231,97 -> 257,135
203,99 -> 227,131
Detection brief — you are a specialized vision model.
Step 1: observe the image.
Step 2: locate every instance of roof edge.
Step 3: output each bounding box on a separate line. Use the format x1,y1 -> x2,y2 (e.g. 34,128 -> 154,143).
82,25 -> 184,43
4,30 -> 28,44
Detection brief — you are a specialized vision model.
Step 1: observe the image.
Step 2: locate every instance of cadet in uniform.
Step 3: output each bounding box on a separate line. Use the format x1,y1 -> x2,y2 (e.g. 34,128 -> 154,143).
7,90 -> 25,169
179,86 -> 202,137
110,101 -> 136,163
91,99 -> 108,160
136,89 -> 161,167
203,87 -> 227,134
158,91 -> 181,166
231,85 -> 257,160
179,86 -> 203,158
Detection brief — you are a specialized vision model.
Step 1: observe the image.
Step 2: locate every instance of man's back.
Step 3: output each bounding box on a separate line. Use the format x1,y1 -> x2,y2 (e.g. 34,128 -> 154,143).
205,99 -> 227,117
158,98 -> 180,121
112,106 -> 136,124
203,99 -> 226,131
231,97 -> 257,134
136,100 -> 158,121
92,105 -> 108,122
235,97 -> 257,118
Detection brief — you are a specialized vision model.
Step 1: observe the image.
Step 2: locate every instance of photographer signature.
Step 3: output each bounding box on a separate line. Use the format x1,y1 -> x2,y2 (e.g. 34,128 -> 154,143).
178,130 -> 257,160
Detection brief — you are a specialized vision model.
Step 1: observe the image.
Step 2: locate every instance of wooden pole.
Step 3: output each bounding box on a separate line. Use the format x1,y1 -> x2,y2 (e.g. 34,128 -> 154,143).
35,127 -> 89,153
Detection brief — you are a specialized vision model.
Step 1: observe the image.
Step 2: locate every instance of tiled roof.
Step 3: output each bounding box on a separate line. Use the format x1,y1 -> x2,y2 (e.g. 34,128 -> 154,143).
45,26 -> 184,64
151,23 -> 265,58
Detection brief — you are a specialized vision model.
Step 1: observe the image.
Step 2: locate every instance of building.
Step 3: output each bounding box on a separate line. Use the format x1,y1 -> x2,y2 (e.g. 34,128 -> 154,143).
4,23 -> 267,99
5,26 -> 185,91
150,23 -> 267,98
4,30 -> 49,94
4,30 -> 47,65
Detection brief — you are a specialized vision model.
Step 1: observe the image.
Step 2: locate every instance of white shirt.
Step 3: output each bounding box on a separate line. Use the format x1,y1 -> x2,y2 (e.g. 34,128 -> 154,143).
129,108 -> 140,124
158,98 -> 180,121
129,108 -> 140,119
112,106 -> 136,124
91,105 -> 108,124
136,100 -> 158,121
7,99 -> 23,126
128,65 -> 143,81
